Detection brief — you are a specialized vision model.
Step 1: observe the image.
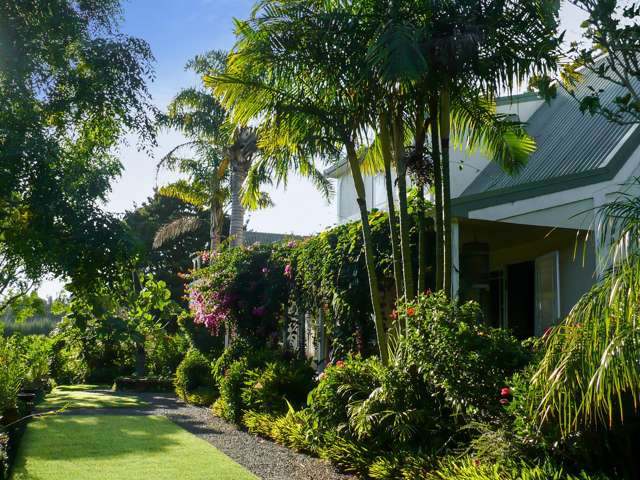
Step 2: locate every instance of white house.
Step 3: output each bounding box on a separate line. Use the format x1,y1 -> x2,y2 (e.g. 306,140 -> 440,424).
326,68 -> 640,339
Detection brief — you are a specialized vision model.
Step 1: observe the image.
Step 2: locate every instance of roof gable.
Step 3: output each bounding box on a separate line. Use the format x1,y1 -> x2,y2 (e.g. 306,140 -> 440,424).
455,66 -> 640,213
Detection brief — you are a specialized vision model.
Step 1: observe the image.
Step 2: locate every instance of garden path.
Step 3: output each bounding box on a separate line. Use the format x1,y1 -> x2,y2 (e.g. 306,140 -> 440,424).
16,387 -> 351,480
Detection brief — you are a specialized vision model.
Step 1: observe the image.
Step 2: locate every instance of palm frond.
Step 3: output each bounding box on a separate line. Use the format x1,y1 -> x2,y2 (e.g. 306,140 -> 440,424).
153,216 -> 203,249
157,180 -> 209,208
451,95 -> 536,175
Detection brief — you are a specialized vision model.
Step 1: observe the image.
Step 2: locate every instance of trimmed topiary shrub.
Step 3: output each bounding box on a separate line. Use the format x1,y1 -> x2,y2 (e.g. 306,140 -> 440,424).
174,349 -> 216,406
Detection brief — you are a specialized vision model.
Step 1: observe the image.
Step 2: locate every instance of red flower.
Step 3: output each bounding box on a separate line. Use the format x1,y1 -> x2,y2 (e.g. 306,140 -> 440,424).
500,398 -> 509,406
406,307 -> 416,317
473,459 -> 481,467
335,360 -> 345,368
500,387 -> 511,397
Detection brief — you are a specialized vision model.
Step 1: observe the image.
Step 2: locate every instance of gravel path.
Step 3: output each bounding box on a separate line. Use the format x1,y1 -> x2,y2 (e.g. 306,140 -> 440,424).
59,390 -> 352,480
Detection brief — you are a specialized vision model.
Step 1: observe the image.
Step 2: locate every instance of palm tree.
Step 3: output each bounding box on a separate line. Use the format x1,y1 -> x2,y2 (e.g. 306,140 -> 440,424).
154,52 -> 230,253
208,1 -> 388,363
364,0 -> 560,295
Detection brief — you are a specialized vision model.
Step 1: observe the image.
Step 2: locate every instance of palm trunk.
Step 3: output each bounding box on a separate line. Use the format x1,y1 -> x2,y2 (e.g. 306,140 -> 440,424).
440,87 -> 453,298
417,185 -> 427,293
393,111 -> 415,301
346,139 -> 389,366
430,96 -> 445,292
379,117 -> 404,300
413,102 -> 428,294
209,176 -> 221,252
229,155 -> 247,248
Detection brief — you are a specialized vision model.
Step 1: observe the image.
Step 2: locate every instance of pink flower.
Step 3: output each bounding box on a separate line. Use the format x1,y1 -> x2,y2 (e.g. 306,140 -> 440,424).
335,360 -> 345,368
287,240 -> 297,248
389,309 -> 398,320
261,267 -> 269,274
500,387 -> 511,397
500,398 -> 509,406
284,264 -> 293,279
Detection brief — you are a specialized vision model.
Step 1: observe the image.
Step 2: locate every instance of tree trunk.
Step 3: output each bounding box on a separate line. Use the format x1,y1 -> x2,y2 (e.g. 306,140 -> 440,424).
440,88 -> 453,298
393,111 -> 415,301
417,185 -> 427,293
379,117 -> 404,300
134,343 -> 146,377
229,154 -> 248,248
430,96 -> 445,292
346,140 -> 389,366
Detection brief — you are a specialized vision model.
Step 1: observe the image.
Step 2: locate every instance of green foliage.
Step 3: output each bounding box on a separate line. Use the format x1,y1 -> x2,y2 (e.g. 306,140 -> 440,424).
0,0 -> 155,287
145,333 -> 188,378
216,359 -> 249,422
426,456 -> 610,480
564,1 -> 640,125
241,359 -> 314,414
307,355 -> 384,433
399,292 -> 532,419
123,194 -> 212,303
0,337 -> 25,412
174,349 -> 216,406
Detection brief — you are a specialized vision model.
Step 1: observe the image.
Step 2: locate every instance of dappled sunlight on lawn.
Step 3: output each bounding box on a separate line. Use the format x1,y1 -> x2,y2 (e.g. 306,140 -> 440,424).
11,415 -> 257,480
39,386 -> 147,410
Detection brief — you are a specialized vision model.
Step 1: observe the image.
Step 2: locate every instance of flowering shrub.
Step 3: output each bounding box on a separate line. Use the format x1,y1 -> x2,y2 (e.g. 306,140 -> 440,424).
186,244 -> 291,342
398,291 -> 532,419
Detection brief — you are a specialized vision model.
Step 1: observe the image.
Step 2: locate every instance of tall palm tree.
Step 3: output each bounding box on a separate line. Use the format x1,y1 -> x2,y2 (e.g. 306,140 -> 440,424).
154,52 -> 230,253
361,0 -> 559,295
208,1 -> 388,363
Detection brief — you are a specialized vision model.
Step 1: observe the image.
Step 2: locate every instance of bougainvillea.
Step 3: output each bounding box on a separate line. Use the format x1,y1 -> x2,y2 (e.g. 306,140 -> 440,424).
186,244 -> 291,342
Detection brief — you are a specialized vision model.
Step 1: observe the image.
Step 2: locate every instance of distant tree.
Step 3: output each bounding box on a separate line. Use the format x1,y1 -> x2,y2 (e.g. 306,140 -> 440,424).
124,193 -> 217,302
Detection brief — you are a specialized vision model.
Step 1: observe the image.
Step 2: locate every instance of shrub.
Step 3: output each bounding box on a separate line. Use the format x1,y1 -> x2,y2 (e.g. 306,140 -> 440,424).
216,358 -> 249,423
174,349 -> 216,406
0,337 -> 25,413
241,358 -> 314,414
145,333 -> 188,377
12,335 -> 53,393
425,456 -> 611,480
399,291 -> 532,420
307,355 -> 383,432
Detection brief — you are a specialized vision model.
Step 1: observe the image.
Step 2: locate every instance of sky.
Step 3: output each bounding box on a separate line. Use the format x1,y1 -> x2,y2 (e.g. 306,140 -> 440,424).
38,0 -> 586,298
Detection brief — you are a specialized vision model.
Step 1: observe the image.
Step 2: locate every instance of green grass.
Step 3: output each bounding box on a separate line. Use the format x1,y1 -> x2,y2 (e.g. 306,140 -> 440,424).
40,386 -> 148,410
11,415 -> 258,480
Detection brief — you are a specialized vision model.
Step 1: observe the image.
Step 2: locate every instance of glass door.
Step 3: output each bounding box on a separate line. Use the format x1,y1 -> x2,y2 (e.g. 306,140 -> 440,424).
534,251 -> 560,337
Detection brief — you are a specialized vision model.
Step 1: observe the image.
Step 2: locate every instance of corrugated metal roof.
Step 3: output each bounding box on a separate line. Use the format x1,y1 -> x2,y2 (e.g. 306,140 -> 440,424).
461,66 -> 638,198
244,231 -> 305,245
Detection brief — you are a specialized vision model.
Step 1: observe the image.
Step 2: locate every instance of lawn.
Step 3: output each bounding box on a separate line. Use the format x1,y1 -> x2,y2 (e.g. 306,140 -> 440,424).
11,415 -> 258,480
39,385 -> 148,410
